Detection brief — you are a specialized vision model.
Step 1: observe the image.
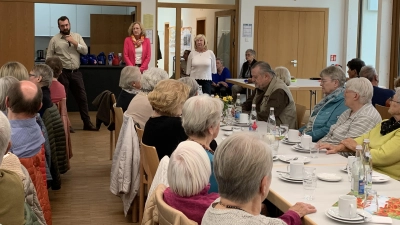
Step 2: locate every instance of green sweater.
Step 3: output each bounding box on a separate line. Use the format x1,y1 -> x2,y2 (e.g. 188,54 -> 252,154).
355,121 -> 400,180
0,169 -> 25,225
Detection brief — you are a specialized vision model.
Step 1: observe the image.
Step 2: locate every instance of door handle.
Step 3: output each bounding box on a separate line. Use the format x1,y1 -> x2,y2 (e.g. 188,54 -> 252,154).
291,59 -> 298,67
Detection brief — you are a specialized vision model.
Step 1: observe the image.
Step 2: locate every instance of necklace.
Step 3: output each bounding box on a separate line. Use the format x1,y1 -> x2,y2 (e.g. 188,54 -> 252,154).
218,202 -> 245,212
188,138 -> 214,155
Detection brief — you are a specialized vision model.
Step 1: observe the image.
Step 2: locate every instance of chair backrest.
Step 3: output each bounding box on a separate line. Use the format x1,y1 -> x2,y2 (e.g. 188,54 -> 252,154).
109,94 -> 117,125
56,98 -> 73,159
141,142 -> 160,188
113,105 -> 124,143
295,103 -> 306,128
155,185 -> 197,225
375,104 -> 391,120
135,125 -> 144,142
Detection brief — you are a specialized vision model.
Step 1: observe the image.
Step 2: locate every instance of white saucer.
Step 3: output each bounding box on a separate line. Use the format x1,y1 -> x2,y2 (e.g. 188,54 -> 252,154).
325,210 -> 364,224
282,139 -> 301,145
327,207 -> 371,222
224,131 -> 232,136
234,122 -> 249,127
317,173 -> 342,182
277,174 -> 303,183
280,173 -> 303,181
221,126 -> 233,131
372,172 -> 390,183
290,145 -> 310,153
278,155 -> 311,163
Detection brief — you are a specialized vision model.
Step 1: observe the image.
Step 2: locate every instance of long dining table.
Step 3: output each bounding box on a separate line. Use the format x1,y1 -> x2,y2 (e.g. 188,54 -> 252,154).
216,121 -> 400,225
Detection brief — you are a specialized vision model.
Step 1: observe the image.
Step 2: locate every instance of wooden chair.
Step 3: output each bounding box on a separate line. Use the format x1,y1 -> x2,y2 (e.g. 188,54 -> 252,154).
108,94 -> 116,159
155,185 -> 197,225
295,103 -> 306,129
375,104 -> 391,120
139,141 -> 159,224
111,104 -> 123,160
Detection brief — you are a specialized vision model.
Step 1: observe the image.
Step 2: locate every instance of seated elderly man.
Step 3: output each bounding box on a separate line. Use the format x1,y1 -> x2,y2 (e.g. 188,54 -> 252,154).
242,61 -> 297,129
125,68 -> 169,128
6,81 -> 45,158
179,77 -> 199,98
321,88 -> 400,180
202,132 -> 316,225
28,64 -> 54,117
359,65 -> 395,107
116,66 -> 141,112
232,49 -> 257,102
319,77 -> 381,157
0,112 -> 25,224
299,66 -> 348,141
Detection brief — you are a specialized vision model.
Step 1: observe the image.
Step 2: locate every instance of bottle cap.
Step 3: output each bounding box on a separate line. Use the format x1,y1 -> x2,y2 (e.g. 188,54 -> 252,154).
251,104 -> 256,107
356,145 -> 362,150
363,139 -> 370,143
237,93 -> 240,96
270,107 -> 274,110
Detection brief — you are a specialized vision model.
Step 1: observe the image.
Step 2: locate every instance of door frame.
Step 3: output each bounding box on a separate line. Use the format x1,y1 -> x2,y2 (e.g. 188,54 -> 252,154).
164,22 -> 169,72
254,7 -> 328,66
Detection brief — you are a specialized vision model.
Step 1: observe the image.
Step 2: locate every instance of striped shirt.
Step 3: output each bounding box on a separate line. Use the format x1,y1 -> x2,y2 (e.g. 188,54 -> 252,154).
320,104 -> 382,145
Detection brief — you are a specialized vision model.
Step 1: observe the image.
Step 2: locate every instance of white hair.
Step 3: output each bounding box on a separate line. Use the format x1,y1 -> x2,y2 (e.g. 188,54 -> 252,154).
182,95 -> 223,138
359,65 -> 377,82
140,68 -> 169,92
0,112 -> 11,166
32,64 -> 53,88
214,132 -> 273,204
119,66 -> 141,90
178,77 -> 199,98
345,77 -> 373,105
167,140 -> 211,197
320,66 -> 346,87
275,66 -> 291,86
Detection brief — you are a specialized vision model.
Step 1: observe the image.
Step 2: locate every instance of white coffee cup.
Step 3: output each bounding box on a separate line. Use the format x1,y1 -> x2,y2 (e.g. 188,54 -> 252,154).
301,135 -> 312,149
288,129 -> 300,142
338,195 -> 357,218
239,113 -> 249,124
286,161 -> 304,179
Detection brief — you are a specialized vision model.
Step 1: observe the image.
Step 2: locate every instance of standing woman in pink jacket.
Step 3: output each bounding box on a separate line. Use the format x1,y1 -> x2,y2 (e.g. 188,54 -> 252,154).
123,22 -> 151,73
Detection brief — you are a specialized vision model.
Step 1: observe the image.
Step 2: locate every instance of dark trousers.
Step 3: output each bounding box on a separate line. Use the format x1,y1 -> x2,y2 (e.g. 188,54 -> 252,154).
59,69 -> 91,124
211,85 -> 231,96
196,80 -> 212,95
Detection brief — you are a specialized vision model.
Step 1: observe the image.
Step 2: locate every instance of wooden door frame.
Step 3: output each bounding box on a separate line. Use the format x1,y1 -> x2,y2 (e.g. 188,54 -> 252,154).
156,2 -> 237,79
254,7 -> 329,66
214,9 -> 237,77
196,17 -> 206,36
389,0 -> 400,89
164,22 -> 169,73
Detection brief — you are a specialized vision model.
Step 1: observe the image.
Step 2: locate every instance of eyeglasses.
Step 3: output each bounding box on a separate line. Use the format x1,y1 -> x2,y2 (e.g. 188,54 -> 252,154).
389,97 -> 400,104
321,79 -> 333,84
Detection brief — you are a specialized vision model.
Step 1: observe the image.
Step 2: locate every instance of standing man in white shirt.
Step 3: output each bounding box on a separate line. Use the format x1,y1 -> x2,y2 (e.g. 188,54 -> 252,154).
46,16 -> 98,131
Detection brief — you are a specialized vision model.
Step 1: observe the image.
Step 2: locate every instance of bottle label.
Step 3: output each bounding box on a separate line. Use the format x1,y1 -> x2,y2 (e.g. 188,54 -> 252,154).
235,111 -> 240,120
358,180 -> 365,195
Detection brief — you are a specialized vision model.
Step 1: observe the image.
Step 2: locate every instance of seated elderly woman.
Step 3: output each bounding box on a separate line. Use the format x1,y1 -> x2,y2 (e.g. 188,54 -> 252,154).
319,77 -> 381,156
0,76 -> 19,112
179,77 -> 199,98
275,66 -> 291,86
116,66 -> 141,112
45,56 -> 66,103
142,79 -> 189,160
182,95 -> 223,193
211,58 -> 232,96
321,88 -> 400,180
28,64 -> 54,117
125,67 -> 169,128
0,61 -> 29,81
299,66 -> 348,142
202,132 -> 316,225
163,140 -> 219,224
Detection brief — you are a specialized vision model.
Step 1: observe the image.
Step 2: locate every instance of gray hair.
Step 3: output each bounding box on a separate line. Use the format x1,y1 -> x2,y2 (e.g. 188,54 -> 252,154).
179,77 -> 199,98
0,76 -> 19,111
345,77 -> 373,105
275,66 -> 291,86
140,68 -> 169,92
216,58 -> 223,65
168,141 -> 211,197
359,65 -> 377,82
214,132 -> 273,204
119,66 -> 141,90
245,49 -> 256,57
0,112 -> 11,166
32,64 -> 53,88
252,61 -> 276,77
394,87 -> 400,102
320,65 -> 346,87
182,95 -> 223,138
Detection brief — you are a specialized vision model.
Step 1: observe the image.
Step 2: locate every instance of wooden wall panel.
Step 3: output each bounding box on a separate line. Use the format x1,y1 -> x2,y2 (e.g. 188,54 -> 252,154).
0,2 -> 34,71
90,14 -> 132,56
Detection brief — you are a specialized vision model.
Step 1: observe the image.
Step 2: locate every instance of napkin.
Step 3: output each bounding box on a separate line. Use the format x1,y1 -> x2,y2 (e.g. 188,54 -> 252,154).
367,215 -> 393,224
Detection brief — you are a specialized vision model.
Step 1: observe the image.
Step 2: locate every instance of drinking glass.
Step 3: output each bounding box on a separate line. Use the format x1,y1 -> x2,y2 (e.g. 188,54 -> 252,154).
347,156 -> 356,182
303,167 -> 317,201
225,105 -> 234,125
309,142 -> 319,158
263,133 -> 280,156
279,124 -> 289,140
363,189 -> 378,217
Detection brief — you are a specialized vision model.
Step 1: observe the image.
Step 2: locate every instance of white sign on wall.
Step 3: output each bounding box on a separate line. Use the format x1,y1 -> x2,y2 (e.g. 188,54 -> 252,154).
243,24 -> 252,37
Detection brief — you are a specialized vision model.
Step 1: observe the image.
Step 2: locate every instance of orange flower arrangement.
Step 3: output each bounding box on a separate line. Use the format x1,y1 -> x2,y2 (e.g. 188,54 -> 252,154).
131,35 -> 145,48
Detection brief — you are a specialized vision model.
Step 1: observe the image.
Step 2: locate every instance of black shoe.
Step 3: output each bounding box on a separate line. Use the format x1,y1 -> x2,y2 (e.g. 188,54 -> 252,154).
83,121 -> 99,131
69,126 -> 76,133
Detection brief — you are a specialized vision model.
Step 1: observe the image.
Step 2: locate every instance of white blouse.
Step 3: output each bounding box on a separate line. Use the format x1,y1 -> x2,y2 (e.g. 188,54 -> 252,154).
135,45 -> 143,65
186,50 -> 217,80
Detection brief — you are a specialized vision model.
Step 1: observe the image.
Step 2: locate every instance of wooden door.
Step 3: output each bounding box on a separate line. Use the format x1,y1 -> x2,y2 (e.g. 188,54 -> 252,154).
196,19 -> 206,35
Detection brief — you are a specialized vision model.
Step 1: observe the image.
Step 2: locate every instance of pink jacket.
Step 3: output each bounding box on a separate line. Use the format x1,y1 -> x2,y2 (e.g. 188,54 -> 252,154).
123,37 -> 151,73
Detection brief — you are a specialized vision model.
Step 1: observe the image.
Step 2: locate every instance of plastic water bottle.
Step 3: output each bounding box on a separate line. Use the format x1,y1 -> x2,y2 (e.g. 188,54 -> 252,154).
234,93 -> 242,122
352,145 -> 365,197
250,104 -> 257,123
198,85 -> 203,95
267,107 -> 276,133
363,139 -> 372,192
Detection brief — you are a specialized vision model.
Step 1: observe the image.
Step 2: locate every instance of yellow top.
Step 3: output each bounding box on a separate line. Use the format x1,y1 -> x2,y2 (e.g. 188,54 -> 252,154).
354,120 -> 400,180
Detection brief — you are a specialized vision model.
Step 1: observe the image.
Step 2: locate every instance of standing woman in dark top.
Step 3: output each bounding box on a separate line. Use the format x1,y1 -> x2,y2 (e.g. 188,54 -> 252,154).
28,64 -> 54,117
232,49 -> 257,101
142,79 -> 190,160
116,66 -> 141,112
